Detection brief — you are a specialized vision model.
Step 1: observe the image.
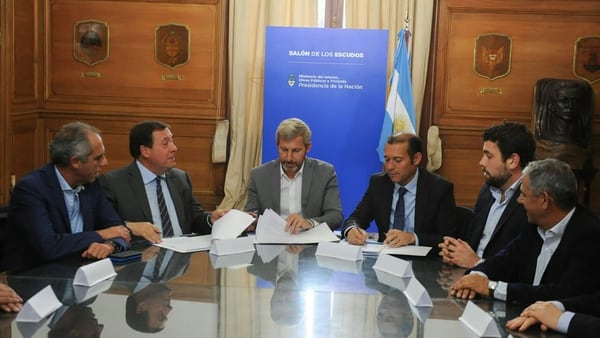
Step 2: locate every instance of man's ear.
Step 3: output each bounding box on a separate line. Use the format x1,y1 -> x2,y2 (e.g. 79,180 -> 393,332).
140,145 -> 151,159
70,156 -> 82,168
412,152 -> 423,166
305,142 -> 312,153
507,153 -> 521,170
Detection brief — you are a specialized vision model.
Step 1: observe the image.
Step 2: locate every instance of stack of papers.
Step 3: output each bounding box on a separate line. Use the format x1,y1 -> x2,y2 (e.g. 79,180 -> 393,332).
255,209 -> 339,244
360,241 -> 432,257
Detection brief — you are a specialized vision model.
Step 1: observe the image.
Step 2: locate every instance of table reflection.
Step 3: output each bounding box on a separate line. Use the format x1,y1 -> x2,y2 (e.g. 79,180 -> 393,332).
3,244 -> 567,338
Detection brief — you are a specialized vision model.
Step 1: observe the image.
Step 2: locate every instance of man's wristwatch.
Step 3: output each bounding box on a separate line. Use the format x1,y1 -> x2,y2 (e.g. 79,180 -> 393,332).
105,240 -> 122,253
488,280 -> 498,298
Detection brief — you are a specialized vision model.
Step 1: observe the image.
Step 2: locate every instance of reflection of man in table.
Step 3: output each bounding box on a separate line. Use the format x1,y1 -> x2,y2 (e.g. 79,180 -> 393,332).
362,257 -> 415,337
126,283 -> 173,333
535,79 -> 593,149
48,304 -> 104,338
115,247 -> 190,333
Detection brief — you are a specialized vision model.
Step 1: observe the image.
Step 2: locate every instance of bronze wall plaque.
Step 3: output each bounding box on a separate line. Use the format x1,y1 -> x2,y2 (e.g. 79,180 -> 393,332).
473,33 -> 512,81
155,24 -> 190,70
73,20 -> 109,67
573,35 -> 600,85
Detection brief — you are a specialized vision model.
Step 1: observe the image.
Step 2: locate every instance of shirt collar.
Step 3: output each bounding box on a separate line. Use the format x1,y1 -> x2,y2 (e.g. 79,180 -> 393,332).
395,168 -> 419,194
279,160 -> 305,180
490,176 -> 523,203
538,207 -> 576,237
54,166 -> 84,193
136,160 -> 165,184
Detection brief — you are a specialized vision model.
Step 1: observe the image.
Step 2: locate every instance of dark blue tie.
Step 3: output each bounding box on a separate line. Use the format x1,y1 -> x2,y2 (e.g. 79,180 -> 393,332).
393,187 -> 407,230
156,176 -> 174,237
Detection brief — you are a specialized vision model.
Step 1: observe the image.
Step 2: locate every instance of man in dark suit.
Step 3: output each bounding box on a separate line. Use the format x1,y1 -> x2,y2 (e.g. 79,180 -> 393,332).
245,117 -> 343,232
343,133 -> 457,248
450,158 -> 600,305
438,122 -> 535,268
4,122 -> 131,272
98,121 -> 226,243
506,291 -> 600,337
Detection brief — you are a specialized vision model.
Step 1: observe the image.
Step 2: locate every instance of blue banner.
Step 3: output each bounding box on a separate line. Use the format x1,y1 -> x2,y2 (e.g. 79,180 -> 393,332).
264,27 -> 389,231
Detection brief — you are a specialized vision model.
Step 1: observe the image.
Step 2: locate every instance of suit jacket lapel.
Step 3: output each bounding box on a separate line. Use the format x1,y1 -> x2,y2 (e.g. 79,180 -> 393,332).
489,186 -> 521,239
166,171 -> 186,226
45,165 -> 72,232
413,168 -> 426,232
301,159 -> 313,212
128,163 -> 153,221
271,161 -> 281,214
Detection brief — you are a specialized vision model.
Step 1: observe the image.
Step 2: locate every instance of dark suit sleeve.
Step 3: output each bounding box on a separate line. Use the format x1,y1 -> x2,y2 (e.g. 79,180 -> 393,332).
342,175 -> 378,236
475,209 -> 600,305
9,177 -> 105,261
181,172 -> 212,235
568,313 -> 600,338
415,176 -> 457,247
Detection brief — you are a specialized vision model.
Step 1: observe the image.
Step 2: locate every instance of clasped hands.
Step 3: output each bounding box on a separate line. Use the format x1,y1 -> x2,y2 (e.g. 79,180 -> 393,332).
438,236 -> 480,268
505,301 -> 562,333
346,227 -> 415,247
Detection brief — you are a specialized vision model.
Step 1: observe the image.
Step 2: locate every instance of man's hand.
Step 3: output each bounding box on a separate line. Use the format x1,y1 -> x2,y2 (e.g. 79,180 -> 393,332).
82,242 -> 114,260
438,236 -> 480,268
0,284 -> 22,313
384,229 -> 415,248
126,222 -> 161,243
96,225 -> 131,243
210,209 -> 228,224
449,273 -> 489,299
285,214 -> 312,234
347,227 -> 368,245
506,301 -> 562,332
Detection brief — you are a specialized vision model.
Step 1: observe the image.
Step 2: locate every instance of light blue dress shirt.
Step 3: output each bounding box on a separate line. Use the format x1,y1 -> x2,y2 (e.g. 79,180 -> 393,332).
55,166 -> 84,234
136,161 -> 183,237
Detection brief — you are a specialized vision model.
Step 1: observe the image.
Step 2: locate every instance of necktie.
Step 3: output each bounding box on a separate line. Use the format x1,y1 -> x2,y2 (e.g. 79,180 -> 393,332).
156,176 -> 174,237
393,187 -> 407,230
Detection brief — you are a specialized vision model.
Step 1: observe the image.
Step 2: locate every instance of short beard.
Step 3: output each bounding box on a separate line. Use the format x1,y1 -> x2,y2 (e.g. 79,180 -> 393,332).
485,170 -> 511,189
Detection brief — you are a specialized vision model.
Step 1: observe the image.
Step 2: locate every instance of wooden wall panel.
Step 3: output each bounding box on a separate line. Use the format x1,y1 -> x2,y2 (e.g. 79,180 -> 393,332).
427,0 -> 600,209
45,0 -> 226,117
6,0 -> 227,209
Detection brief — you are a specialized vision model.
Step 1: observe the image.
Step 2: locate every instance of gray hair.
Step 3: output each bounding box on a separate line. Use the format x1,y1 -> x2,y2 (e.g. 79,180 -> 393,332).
49,121 -> 100,167
522,158 -> 578,210
275,118 -> 312,145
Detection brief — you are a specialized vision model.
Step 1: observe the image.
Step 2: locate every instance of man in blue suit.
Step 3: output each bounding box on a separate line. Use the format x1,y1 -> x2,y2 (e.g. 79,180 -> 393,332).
3,121 -> 131,272
438,122 -> 535,268
343,133 -> 457,248
450,158 -> 600,305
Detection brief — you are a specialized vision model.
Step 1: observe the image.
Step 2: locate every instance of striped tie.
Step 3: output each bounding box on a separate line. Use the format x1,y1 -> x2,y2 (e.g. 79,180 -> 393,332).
393,187 -> 407,230
156,176 -> 174,237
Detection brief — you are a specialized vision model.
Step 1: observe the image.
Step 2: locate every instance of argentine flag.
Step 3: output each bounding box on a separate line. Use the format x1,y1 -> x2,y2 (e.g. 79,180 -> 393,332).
376,29 -> 416,163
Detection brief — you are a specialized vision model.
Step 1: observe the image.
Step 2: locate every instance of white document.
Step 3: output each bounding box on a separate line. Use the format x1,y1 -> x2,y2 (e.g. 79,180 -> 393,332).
154,234 -> 213,253
16,285 -> 62,323
211,209 -> 255,240
209,236 -> 255,256
459,301 -> 501,337
360,241 -> 432,257
315,241 -> 362,261
255,208 -> 339,244
373,253 -> 414,278
404,278 -> 433,307
73,258 -> 116,286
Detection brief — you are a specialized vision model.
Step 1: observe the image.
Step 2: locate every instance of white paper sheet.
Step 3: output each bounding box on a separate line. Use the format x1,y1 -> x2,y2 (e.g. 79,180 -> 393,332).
255,208 -> 339,243
358,240 -> 431,257
154,234 -> 213,253
211,209 -> 256,240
